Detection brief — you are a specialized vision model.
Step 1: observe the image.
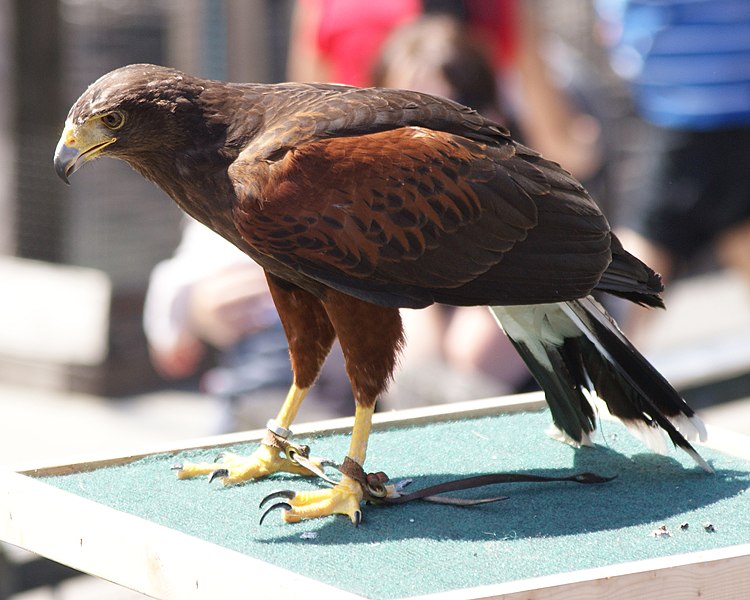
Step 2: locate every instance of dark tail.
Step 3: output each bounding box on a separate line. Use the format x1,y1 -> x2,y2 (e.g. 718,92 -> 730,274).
596,234 -> 665,308
491,300 -> 712,473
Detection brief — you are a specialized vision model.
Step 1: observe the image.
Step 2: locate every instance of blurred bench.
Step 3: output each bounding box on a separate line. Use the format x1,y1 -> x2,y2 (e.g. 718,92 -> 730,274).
641,269 -> 750,398
0,256 -> 163,396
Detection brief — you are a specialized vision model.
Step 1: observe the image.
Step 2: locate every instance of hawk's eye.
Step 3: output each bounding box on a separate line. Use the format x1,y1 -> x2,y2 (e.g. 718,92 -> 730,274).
100,111 -> 125,130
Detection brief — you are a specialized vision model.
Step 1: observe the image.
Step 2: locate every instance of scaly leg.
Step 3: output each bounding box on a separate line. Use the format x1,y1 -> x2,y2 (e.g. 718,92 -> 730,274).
259,291 -> 404,525
260,403 -> 375,525
174,383 -> 324,484
175,280 -> 337,486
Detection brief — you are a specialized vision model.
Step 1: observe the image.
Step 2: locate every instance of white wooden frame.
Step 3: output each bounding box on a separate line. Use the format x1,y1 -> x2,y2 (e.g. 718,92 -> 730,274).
2,392 -> 749,599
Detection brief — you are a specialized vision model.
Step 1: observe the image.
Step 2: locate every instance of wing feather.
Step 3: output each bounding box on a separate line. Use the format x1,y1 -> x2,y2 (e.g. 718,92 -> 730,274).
230,122 -> 612,308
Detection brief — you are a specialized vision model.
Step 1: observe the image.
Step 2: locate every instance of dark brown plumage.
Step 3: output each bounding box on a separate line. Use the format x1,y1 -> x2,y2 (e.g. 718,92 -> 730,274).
55,64 -> 711,525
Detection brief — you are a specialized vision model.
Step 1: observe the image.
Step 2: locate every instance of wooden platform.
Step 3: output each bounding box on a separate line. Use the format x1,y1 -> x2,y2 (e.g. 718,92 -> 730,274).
2,393 -> 750,599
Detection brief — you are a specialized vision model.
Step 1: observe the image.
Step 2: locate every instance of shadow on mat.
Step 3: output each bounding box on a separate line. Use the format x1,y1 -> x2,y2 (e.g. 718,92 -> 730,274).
256,445 -> 748,544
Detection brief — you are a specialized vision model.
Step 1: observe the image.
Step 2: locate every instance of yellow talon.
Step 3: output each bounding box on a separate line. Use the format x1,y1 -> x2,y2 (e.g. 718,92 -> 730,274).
174,444 -> 320,485
174,383 -> 319,485
261,475 -> 364,525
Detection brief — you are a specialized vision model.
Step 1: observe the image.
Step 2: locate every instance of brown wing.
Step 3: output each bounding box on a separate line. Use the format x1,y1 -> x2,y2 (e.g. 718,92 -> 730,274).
230,126 -> 611,308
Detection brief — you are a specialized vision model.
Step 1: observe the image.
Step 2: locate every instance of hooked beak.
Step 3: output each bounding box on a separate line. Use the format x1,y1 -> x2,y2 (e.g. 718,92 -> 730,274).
54,120 -> 116,184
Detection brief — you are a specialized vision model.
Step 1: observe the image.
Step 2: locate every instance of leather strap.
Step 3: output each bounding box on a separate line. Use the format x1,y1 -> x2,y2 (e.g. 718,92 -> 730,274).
263,428 -> 341,485
338,457 -> 615,506
273,435 -> 615,507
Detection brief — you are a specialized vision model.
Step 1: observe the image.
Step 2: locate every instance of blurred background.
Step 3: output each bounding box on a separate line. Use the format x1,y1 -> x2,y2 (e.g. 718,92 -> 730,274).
1,0 -> 749,597
1,0 -> 288,397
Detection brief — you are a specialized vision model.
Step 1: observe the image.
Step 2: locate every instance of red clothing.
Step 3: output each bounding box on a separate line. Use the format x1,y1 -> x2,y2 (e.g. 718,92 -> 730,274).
301,0 -> 518,87
463,0 -> 518,71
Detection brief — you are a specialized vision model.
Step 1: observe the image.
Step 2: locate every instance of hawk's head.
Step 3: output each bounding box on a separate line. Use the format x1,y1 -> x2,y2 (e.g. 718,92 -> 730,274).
54,63 -> 212,183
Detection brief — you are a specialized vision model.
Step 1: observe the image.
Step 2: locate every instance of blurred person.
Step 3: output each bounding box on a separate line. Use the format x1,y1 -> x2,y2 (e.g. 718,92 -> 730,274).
371,15 -> 507,120
597,0 -> 750,335
144,218 -> 351,432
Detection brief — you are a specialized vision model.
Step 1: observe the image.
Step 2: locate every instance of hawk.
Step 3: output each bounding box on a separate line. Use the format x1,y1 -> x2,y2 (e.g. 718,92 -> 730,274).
55,64 -> 710,525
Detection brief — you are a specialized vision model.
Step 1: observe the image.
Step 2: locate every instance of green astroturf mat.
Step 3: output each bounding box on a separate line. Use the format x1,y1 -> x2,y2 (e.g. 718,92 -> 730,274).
42,410 -> 750,599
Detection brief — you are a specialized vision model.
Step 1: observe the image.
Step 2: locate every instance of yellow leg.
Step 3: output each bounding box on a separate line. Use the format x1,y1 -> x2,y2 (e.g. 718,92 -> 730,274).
346,403 -> 375,464
262,403 -> 376,525
174,383 -> 319,485
275,382 -> 309,428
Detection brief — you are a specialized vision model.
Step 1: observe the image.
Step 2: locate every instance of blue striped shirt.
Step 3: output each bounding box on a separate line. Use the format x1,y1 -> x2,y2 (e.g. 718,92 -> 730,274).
597,0 -> 750,129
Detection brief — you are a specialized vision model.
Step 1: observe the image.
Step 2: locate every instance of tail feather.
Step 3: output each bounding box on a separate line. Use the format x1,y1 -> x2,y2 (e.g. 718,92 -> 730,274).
505,334 -> 595,447
491,301 -> 712,473
596,234 -> 665,308
560,298 -> 711,471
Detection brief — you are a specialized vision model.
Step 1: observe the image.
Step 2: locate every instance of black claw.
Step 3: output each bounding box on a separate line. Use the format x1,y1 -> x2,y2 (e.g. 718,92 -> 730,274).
354,511 -> 362,528
170,463 -> 183,471
259,502 -> 292,526
209,468 -> 229,483
259,489 -> 296,509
